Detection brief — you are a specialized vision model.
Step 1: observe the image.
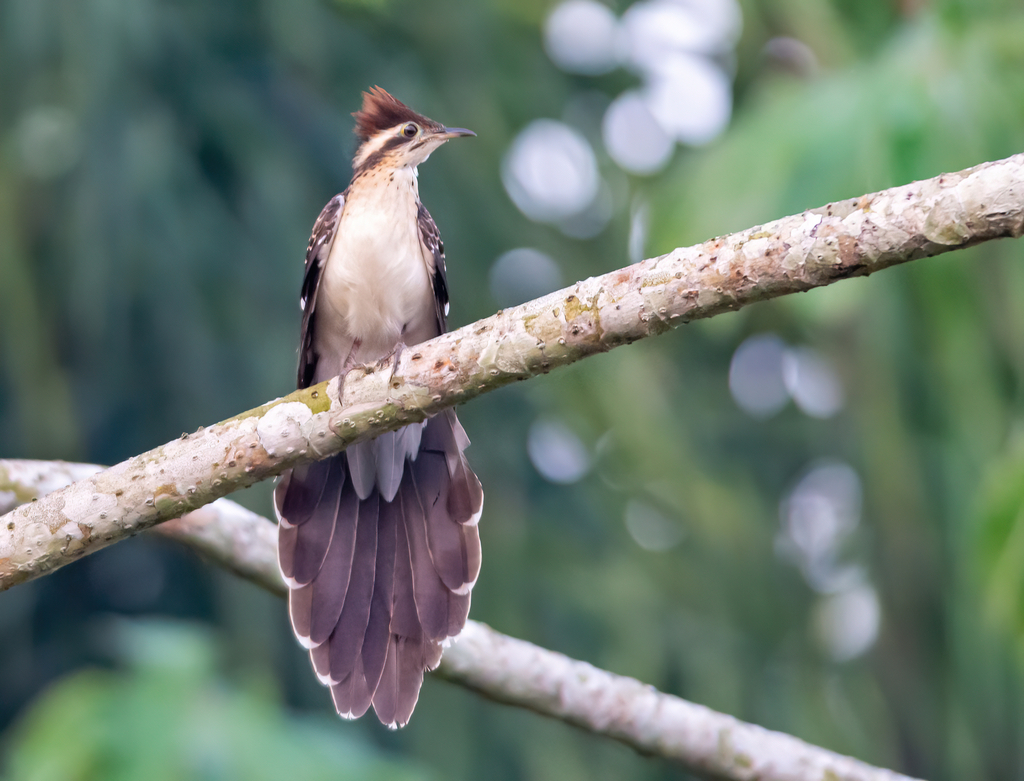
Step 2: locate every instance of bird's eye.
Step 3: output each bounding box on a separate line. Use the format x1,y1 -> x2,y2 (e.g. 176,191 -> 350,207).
402,123 -> 418,138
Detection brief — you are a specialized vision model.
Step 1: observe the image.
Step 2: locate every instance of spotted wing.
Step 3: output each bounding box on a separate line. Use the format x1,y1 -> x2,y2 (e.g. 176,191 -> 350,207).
298,191 -> 346,389
417,202 -> 449,333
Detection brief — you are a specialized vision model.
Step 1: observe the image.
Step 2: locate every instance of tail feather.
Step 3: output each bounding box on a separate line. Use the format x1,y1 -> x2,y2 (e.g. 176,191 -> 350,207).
276,457 -> 332,527
449,460 -> 483,524
276,411 -> 483,728
402,472 -> 466,640
372,635 -> 440,729
310,641 -> 332,683
288,582 -> 314,646
389,511 -> 421,638
277,458 -> 344,585
392,636 -> 429,726
332,667 -> 372,720
426,411 -> 483,525
306,483 -> 360,645
417,415 -> 482,594
371,636 -> 401,727
327,491 -> 379,676
438,414 -> 483,516
360,496 -> 398,695
346,439 -> 377,499
371,509 -> 450,728
372,517 -> 424,727
376,433 -> 400,501
421,632 -> 444,672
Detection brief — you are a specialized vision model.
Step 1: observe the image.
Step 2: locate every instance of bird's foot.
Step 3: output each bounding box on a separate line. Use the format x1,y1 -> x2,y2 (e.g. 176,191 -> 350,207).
377,342 -> 407,387
344,341 -> 406,386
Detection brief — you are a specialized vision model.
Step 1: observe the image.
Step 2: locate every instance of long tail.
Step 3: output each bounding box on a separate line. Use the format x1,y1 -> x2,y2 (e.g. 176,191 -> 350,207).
275,409 -> 483,728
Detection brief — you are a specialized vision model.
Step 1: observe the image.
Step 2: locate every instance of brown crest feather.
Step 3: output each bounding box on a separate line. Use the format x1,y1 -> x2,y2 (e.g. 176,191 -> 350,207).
353,87 -> 438,143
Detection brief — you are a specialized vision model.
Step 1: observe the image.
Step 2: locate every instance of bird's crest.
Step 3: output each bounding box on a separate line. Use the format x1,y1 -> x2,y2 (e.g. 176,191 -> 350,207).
353,87 -> 436,142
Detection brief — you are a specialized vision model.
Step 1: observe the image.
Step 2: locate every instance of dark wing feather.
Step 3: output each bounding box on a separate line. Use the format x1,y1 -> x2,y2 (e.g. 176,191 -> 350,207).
417,202 -> 449,333
298,191 -> 346,389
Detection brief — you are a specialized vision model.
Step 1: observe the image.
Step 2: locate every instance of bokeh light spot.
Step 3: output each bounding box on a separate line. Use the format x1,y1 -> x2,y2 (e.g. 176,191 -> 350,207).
813,584 -> 881,662
779,461 -> 863,594
783,347 -> 844,419
503,120 -> 599,222
624,500 -> 684,551
645,53 -> 732,145
728,333 -> 788,418
528,418 -> 591,484
602,91 -> 674,175
489,248 -> 563,308
544,0 -> 620,75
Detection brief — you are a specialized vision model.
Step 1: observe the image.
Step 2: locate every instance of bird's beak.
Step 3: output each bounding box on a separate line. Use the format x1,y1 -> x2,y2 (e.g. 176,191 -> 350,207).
439,127 -> 476,139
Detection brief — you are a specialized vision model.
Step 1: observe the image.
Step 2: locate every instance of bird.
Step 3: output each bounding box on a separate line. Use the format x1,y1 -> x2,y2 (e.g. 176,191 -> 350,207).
274,87 -> 483,728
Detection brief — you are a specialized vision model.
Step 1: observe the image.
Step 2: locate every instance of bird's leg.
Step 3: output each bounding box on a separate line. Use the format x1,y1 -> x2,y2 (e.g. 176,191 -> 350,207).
374,322 -> 416,386
342,338 -> 363,372
378,341 -> 408,388
337,338 -> 364,393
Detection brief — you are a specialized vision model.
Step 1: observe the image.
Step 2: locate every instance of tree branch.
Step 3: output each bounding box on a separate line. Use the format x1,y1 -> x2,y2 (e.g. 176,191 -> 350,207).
0,459 -> 921,781
2,153 -> 1021,590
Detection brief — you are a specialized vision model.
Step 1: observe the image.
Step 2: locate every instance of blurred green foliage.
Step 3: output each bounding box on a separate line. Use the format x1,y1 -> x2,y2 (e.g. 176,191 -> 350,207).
3,620 -> 430,781
2,0 -> 1024,779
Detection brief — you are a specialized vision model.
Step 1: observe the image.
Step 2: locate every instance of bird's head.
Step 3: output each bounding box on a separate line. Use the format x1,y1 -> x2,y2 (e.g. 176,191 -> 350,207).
351,87 -> 474,173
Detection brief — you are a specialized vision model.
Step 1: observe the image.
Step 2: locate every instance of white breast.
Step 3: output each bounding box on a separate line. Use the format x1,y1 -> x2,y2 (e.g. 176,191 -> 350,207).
315,168 -> 437,365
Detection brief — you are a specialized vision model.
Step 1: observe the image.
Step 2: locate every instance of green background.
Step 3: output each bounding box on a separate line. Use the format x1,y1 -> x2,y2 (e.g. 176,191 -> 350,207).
2,0 -> 1024,778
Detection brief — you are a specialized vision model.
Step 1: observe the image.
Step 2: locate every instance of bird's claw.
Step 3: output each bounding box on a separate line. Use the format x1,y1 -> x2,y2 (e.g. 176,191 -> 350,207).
380,342 -> 407,386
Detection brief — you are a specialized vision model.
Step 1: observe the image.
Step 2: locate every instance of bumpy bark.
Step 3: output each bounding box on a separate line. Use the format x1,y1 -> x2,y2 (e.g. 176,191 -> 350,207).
1,153 -> 1022,593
